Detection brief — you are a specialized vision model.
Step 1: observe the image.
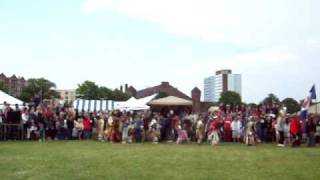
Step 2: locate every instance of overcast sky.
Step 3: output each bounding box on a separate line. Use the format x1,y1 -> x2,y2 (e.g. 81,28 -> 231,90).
0,0 -> 319,103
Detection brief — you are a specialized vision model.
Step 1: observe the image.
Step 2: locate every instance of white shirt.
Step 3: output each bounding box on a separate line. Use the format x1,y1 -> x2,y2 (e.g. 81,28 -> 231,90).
231,120 -> 242,132
22,113 -> 29,124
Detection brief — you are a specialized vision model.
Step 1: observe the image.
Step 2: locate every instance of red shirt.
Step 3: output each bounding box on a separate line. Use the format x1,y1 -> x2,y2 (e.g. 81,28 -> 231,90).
224,121 -> 231,131
209,119 -> 220,133
171,116 -> 179,128
290,117 -> 301,135
83,117 -> 91,130
45,110 -> 54,119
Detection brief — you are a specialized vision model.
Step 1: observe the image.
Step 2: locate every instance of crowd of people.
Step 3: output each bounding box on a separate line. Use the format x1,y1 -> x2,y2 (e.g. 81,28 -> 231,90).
1,101 -> 320,148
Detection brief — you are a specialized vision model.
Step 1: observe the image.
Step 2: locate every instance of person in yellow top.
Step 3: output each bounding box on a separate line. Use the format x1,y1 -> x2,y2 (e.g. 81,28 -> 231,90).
196,115 -> 205,144
97,113 -> 105,142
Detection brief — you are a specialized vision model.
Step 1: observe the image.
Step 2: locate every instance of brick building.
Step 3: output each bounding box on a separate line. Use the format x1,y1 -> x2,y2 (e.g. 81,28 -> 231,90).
56,89 -> 76,103
120,84 -> 137,98
135,82 -> 191,100
0,73 -> 28,97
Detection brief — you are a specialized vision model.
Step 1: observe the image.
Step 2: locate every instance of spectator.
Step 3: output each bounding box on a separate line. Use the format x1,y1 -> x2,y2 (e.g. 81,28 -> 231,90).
290,114 -> 301,148
83,114 -> 91,140
231,116 -> 242,143
306,114 -> 317,147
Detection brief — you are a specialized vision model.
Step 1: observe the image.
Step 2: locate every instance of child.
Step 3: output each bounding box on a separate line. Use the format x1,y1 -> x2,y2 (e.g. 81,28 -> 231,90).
176,124 -> 189,144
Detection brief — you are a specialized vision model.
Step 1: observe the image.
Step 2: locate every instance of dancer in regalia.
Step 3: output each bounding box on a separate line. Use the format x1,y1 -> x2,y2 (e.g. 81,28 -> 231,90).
97,113 -> 105,142
196,115 -> 205,144
245,116 -> 256,146
208,113 -> 220,146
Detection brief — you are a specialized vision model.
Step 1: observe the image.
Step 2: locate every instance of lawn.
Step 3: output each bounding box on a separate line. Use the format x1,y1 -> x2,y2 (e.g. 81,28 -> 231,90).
0,141 -> 319,180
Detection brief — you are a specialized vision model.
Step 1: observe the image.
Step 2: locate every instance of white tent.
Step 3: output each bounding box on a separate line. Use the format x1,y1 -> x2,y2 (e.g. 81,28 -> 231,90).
0,90 -> 25,109
73,99 -> 116,112
117,94 -> 157,111
148,96 -> 192,106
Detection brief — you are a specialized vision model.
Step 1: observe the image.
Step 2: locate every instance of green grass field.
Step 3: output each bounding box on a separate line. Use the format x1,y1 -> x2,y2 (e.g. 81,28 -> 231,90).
0,141 -> 319,180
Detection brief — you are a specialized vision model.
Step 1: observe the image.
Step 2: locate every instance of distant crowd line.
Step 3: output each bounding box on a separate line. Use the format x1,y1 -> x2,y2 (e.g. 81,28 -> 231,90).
1,102 -> 320,148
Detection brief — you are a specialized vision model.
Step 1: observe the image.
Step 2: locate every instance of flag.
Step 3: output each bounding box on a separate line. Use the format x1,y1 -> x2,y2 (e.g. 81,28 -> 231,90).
310,85 -> 317,100
300,85 -> 317,120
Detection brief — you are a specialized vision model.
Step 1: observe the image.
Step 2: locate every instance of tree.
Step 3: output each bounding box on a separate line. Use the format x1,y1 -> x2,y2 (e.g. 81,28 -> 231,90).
98,86 -> 113,99
219,91 -> 242,105
76,81 -> 131,101
0,82 -> 8,93
262,93 -> 280,106
19,78 -> 58,102
76,81 -> 100,99
282,98 -> 300,113
111,89 -> 131,101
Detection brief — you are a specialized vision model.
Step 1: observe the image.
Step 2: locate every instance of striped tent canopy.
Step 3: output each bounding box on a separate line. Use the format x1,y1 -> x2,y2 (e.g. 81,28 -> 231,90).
73,99 -> 116,112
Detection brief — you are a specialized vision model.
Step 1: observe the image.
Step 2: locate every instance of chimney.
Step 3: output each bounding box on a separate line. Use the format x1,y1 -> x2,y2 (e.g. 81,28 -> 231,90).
161,82 -> 169,87
192,87 -> 201,114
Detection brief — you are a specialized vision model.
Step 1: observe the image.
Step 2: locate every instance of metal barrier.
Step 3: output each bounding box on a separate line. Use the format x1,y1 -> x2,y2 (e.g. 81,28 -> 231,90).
0,123 -> 24,140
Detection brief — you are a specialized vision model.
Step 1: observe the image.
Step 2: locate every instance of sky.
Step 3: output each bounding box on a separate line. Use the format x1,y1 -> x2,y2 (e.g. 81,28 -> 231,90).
0,0 -> 319,103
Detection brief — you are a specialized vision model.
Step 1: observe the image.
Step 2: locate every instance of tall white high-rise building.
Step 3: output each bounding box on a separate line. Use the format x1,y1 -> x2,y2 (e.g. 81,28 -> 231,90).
204,70 -> 242,102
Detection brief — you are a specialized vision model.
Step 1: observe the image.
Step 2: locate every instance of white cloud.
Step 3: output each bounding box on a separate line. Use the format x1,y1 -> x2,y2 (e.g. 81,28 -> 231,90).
82,0 -> 320,47
80,0 -> 320,103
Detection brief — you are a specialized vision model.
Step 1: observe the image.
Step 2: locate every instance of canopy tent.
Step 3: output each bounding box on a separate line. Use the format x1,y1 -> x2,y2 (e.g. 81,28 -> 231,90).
0,90 -> 25,109
73,99 -> 116,112
148,96 -> 192,106
309,102 -> 320,115
117,94 -> 157,111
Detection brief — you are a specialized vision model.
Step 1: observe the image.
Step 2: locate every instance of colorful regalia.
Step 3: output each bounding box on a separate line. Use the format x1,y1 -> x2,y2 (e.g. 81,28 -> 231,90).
245,118 -> 255,146
196,119 -> 205,144
208,117 -> 220,145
